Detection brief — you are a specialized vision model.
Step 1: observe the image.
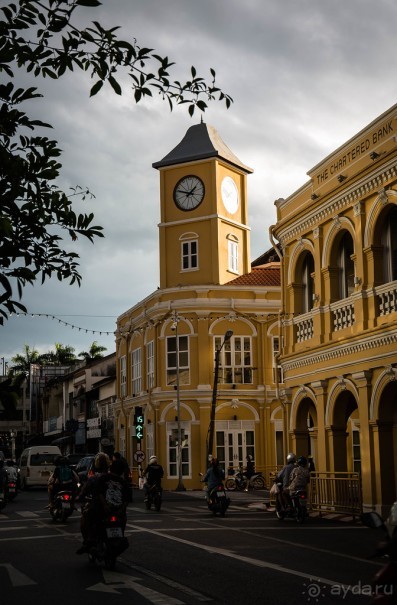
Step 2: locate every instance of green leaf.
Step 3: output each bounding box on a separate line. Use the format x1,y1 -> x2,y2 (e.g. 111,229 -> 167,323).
76,0 -> 102,6
108,75 -> 121,95
89,79 -> 103,97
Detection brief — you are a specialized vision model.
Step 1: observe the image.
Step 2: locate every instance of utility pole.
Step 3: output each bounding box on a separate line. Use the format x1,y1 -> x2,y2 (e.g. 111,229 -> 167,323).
172,312 -> 185,491
206,330 -> 233,465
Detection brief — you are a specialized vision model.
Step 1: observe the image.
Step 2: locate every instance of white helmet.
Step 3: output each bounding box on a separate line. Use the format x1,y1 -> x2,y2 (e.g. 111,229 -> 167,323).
149,455 -> 157,464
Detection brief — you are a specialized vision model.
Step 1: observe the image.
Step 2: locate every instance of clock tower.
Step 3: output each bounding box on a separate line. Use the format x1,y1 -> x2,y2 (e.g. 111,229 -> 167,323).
153,123 -> 253,289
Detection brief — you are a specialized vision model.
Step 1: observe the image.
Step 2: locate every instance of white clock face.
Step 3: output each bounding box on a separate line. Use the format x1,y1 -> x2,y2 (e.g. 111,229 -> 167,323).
221,176 -> 239,214
173,175 -> 205,211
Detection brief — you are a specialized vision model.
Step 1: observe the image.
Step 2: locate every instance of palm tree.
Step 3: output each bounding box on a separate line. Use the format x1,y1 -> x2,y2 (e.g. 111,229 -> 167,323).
78,341 -> 107,361
11,345 -> 41,378
40,343 -> 77,366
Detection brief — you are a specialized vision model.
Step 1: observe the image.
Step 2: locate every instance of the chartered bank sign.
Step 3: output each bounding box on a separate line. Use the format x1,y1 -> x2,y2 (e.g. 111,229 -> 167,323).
309,115 -> 396,190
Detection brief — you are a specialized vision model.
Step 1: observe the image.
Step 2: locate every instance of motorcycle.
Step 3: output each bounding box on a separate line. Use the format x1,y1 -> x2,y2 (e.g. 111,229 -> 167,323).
5,479 -> 17,501
275,482 -> 308,523
362,508 -> 397,604
50,490 -> 74,522
225,469 -> 266,491
87,511 -> 129,570
145,483 -> 162,511
199,471 -> 230,516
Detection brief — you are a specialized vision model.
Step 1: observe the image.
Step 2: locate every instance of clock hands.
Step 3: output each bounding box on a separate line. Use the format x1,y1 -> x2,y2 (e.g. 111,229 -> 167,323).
177,186 -> 198,198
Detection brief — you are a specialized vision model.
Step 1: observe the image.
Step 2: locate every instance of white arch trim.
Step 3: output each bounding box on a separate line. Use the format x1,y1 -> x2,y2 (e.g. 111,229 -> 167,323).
289,385 -> 316,431
159,316 -> 195,339
364,188 -> 397,248
287,238 -> 315,285
322,216 -> 355,268
159,400 -> 196,423
216,400 -> 260,421
325,378 -> 359,426
208,316 -> 258,337
370,366 -> 397,421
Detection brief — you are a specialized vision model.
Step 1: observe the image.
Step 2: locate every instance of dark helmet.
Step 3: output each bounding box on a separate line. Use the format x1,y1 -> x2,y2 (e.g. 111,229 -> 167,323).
54,455 -> 63,466
286,452 -> 296,464
297,456 -> 308,467
211,457 -> 219,467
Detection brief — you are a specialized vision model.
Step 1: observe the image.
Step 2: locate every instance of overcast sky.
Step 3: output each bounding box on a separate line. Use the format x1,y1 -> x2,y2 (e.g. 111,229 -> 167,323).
2,0 -> 397,367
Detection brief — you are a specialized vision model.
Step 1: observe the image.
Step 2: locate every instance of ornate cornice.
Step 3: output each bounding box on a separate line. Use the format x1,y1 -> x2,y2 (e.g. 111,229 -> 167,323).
276,160 -> 397,246
282,331 -> 397,372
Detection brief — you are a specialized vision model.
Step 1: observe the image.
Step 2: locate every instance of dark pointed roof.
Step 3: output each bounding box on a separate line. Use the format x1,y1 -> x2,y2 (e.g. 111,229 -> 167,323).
152,123 -> 253,173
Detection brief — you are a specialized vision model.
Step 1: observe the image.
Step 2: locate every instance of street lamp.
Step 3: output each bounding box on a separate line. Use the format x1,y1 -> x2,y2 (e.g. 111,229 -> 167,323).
172,313 -> 186,491
206,330 -> 233,465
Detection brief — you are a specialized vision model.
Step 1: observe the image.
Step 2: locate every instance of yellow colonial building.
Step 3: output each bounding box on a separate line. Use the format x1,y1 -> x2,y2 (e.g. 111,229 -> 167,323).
271,104 -> 397,514
115,123 -> 282,489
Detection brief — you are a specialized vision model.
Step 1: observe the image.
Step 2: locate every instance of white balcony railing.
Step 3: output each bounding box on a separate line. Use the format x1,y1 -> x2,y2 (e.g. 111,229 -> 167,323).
331,299 -> 355,331
294,313 -> 314,343
376,281 -> 397,316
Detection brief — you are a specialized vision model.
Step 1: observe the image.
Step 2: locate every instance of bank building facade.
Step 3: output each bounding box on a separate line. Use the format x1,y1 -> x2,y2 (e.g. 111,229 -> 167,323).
272,104 -> 397,515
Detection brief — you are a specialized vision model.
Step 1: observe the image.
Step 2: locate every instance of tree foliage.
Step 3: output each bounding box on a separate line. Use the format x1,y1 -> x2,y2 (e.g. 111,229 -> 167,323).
0,0 -> 233,324
79,340 -> 107,361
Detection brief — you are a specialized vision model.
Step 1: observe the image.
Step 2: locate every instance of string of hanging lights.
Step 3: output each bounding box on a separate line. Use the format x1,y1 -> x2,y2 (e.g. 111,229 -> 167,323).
9,312 -> 117,336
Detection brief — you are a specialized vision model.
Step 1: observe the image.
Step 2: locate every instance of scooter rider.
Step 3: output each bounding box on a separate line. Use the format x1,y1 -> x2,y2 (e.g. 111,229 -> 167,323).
47,455 -> 78,509
243,455 -> 255,492
76,452 -> 110,554
276,452 -> 296,510
143,455 -> 164,502
202,458 -> 225,502
284,456 -> 310,496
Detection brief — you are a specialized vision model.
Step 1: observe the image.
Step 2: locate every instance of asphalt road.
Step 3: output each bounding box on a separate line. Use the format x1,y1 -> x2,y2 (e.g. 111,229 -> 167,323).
0,487 -> 387,605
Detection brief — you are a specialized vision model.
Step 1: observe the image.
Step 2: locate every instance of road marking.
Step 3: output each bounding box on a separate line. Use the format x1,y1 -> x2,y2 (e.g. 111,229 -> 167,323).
0,563 -> 37,586
127,522 -> 370,591
17,511 -> 40,518
0,526 -> 27,531
87,569 -> 185,604
121,561 -> 213,602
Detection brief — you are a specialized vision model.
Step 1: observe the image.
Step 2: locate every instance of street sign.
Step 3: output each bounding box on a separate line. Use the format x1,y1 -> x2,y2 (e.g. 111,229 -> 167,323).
134,450 -> 145,463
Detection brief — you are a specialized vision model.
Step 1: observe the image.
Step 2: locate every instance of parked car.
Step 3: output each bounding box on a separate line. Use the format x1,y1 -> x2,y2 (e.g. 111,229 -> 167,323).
67,453 -> 89,472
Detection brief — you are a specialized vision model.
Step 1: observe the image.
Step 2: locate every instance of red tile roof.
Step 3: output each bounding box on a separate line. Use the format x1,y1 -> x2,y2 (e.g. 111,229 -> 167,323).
226,263 -> 280,287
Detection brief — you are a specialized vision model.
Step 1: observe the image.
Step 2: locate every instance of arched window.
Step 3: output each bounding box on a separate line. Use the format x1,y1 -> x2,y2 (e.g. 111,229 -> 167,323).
301,253 -> 315,313
180,232 -> 199,271
381,206 -> 397,283
227,234 -> 239,273
338,232 -> 354,299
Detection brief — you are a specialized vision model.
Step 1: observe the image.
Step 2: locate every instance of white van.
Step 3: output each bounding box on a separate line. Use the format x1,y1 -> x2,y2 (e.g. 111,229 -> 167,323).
19,446 -> 62,489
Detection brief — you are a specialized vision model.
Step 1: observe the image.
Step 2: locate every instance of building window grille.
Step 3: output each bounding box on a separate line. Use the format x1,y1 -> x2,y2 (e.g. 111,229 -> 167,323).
166,335 -> 190,386
215,335 -> 253,384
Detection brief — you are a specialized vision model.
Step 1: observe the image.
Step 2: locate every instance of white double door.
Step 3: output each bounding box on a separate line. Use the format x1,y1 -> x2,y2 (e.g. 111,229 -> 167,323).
215,423 -> 254,470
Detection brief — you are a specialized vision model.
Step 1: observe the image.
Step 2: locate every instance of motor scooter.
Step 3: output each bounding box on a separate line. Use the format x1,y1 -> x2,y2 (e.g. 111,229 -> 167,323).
275,482 -> 308,523
144,482 -> 162,511
50,490 -> 74,522
362,508 -> 397,604
87,511 -> 129,570
6,478 -> 17,501
225,469 -> 266,491
200,473 -> 230,516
